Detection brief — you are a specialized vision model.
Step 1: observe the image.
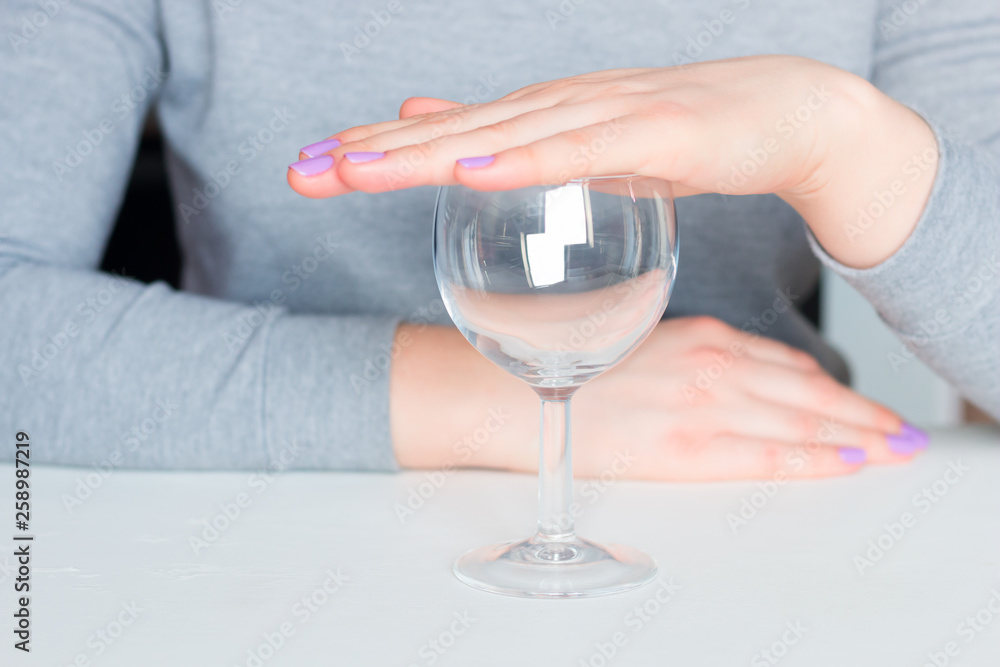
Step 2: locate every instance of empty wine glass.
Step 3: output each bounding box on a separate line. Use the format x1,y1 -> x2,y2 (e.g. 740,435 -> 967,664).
433,175 -> 679,598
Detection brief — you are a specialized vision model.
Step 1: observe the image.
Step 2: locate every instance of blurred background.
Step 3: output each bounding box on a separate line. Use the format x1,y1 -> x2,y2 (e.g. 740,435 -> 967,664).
104,117 -> 992,428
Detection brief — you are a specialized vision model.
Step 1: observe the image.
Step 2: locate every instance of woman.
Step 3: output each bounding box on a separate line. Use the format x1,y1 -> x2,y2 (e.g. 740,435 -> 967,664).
1,0 -> 996,479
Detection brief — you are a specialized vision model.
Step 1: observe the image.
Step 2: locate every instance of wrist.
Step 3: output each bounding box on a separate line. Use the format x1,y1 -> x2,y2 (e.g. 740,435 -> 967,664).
389,323 -> 535,472
780,72 -> 939,269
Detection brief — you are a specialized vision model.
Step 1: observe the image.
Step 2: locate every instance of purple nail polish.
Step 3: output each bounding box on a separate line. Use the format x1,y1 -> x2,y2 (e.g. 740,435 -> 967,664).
300,139 -> 341,158
343,151 -> 385,164
289,155 -> 334,177
902,423 -> 929,450
886,436 -> 919,455
887,423 -> 929,455
838,447 -> 867,465
457,155 -> 495,169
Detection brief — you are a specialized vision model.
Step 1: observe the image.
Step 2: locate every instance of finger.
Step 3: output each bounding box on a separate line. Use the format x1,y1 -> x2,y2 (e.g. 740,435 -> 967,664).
336,97 -> 543,152
331,117 -> 427,146
738,362 -> 902,433
305,98 -> 467,157
707,434 -> 867,480
289,105 -> 476,197
741,334 -> 823,371
399,96 -> 464,119
338,96 -> 568,159
319,107 -> 470,150
286,155 -> 354,198
721,400 -> 917,465
452,115 -> 695,191
650,432 -> 866,481
336,103 -> 619,193
336,71 -> 655,168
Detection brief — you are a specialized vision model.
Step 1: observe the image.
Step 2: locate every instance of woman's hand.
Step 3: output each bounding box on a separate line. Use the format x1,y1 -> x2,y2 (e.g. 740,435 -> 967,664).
289,56 -> 938,269
392,316 -> 927,482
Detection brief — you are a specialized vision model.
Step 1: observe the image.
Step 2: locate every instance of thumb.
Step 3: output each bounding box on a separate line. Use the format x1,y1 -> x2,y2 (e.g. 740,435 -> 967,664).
398,96 -> 464,119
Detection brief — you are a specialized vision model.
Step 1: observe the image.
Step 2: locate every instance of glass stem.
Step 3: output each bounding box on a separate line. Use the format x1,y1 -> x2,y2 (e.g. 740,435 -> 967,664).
535,388 -> 577,543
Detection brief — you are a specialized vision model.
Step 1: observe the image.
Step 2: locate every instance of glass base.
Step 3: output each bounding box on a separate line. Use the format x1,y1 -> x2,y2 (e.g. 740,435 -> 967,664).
453,535 -> 657,598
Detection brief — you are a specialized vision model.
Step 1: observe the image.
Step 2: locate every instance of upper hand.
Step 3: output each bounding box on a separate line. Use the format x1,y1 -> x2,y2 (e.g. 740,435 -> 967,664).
288,55 -> 938,269
288,56 -> 846,199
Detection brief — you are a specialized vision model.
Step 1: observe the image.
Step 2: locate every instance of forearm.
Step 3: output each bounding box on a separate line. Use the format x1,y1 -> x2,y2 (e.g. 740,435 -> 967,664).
0,259 -> 401,470
806,130 -> 1000,420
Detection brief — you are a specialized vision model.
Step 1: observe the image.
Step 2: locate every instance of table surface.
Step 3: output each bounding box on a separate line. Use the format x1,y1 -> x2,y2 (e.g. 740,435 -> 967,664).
3,426 -> 1000,666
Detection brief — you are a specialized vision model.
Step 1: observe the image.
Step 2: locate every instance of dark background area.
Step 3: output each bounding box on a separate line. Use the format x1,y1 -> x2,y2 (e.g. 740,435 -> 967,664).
99,125 -> 181,288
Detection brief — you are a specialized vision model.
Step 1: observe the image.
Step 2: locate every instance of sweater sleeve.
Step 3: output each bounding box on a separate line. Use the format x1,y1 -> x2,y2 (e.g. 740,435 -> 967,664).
0,0 -> 399,471
807,0 -> 1000,420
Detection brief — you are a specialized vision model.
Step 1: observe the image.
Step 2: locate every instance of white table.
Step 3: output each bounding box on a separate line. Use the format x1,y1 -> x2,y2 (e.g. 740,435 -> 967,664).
4,426 -> 1000,666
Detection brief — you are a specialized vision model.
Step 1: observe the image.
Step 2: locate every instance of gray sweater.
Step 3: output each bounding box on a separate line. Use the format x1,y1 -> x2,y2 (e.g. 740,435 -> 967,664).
1,0 -> 997,470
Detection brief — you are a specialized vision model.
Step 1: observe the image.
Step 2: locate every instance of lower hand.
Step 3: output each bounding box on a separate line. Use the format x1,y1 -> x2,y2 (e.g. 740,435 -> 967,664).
391,316 -> 927,482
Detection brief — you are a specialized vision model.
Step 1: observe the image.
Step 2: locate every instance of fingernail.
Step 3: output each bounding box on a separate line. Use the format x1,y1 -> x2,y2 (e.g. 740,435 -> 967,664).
457,155 -> 495,169
289,155 -> 334,177
300,139 -> 341,158
903,423 -> 929,449
887,423 -> 930,455
343,151 -> 385,163
838,447 -> 867,465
